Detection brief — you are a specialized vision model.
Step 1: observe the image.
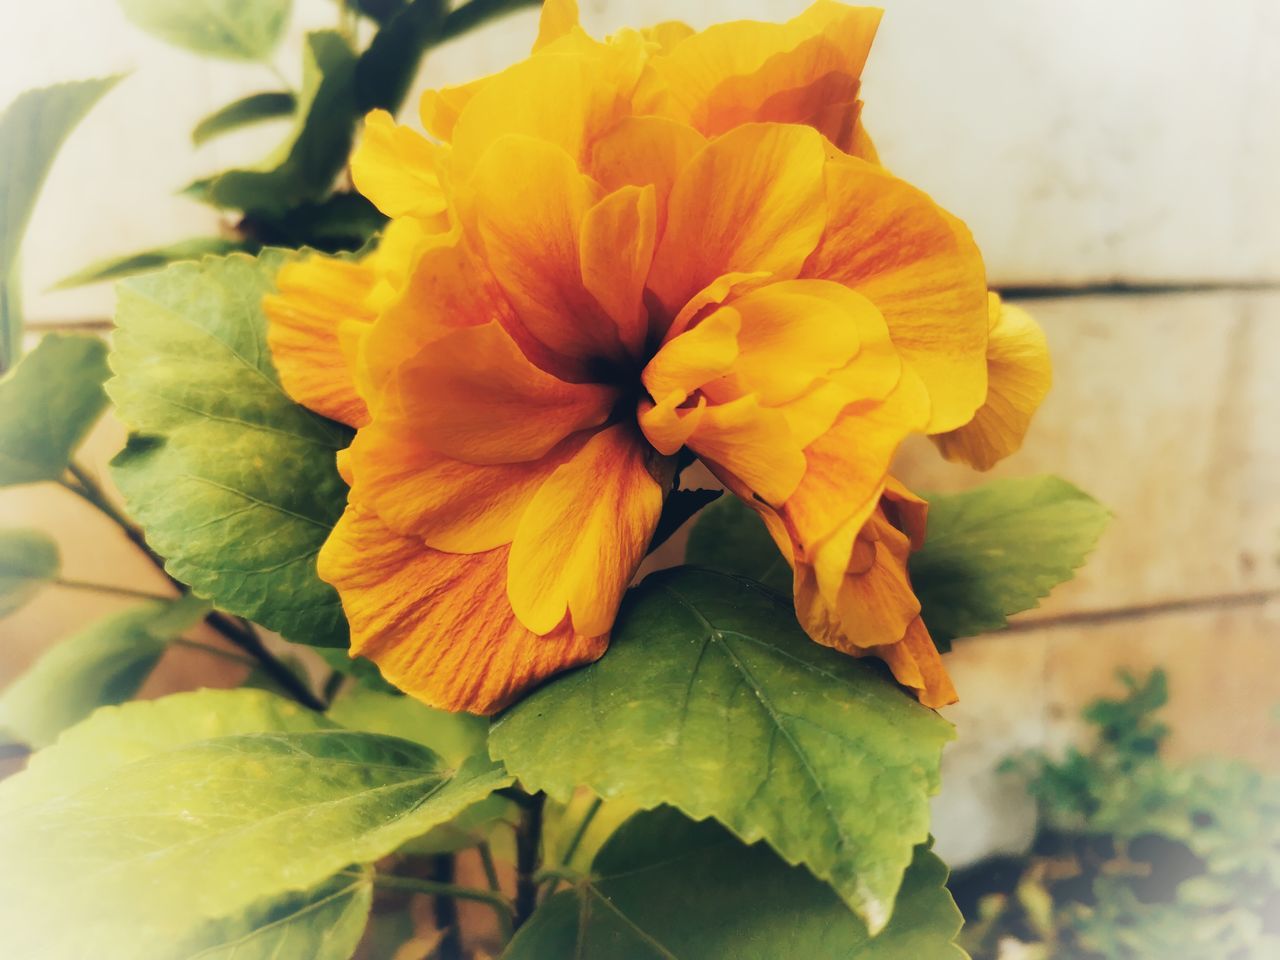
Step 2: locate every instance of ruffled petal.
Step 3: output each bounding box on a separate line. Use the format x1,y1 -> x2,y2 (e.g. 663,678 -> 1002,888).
579,184 -> 658,359
319,505 -> 607,714
641,20 -> 694,53
640,305 -> 740,406
346,422 -> 587,553
589,115 -> 706,236
933,294 -> 1052,470
508,424 -> 669,636
686,394 -> 809,506
535,0 -> 579,50
635,2 -> 880,147
350,109 -> 447,220
649,123 -> 828,317
803,152 -> 989,433
264,255 -> 375,428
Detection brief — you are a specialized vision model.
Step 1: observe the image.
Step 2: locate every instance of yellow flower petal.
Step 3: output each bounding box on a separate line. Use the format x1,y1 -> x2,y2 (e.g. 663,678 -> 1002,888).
686,394 -> 808,506
590,115 -> 706,236
649,123 -> 828,317
535,0 -> 579,51
803,152 -> 989,433
319,505 -> 607,715
933,294 -> 1052,470
350,109 -> 447,220
641,20 -> 694,53
641,306 -> 740,407
579,184 -> 658,359
264,255 -> 375,428
508,424 -> 668,636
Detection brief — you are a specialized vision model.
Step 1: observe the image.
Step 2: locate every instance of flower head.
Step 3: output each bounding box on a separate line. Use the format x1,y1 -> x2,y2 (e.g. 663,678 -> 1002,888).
265,0 -> 1050,713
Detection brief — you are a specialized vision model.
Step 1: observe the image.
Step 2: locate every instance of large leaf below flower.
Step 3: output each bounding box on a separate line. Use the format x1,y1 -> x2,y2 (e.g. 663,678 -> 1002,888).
0,688 -> 509,960
0,333 -> 110,485
505,807 -> 965,960
490,568 -> 953,934
109,250 -> 352,647
684,495 -> 791,593
911,475 -> 1110,646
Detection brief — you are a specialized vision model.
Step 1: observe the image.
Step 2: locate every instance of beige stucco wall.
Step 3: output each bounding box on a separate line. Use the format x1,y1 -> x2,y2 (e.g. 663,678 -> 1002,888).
2,0 -> 1277,866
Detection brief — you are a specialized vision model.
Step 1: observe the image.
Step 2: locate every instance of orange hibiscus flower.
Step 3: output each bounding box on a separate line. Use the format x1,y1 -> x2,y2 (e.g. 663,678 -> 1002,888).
265,0 -> 1049,714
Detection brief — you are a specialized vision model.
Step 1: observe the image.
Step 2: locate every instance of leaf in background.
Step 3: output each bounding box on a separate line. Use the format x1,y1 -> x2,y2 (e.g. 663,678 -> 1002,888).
684,494 -> 791,594
55,236 -> 246,289
506,808 -> 966,960
193,91 -> 297,146
109,251 -> 352,648
490,568 -> 954,934
0,721 -> 508,959
175,869 -> 373,960
912,476 -> 1110,647
207,32 -> 360,215
0,595 -> 208,748
240,191 -> 385,253
0,76 -> 120,370
331,0 -> 407,25
117,0 -> 291,62
0,334 -> 110,486
438,0 -> 542,45
354,0 -> 446,114
0,528 -> 59,618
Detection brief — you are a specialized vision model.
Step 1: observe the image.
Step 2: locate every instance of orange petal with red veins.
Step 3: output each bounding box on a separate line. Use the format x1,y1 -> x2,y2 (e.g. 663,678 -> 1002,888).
579,184 -> 658,359
508,424 -> 669,636
379,319 -> 616,465
319,505 -> 607,715
350,109 -> 447,220
264,255 -> 374,428
649,123 -> 828,317
346,422 -> 587,553
590,115 -> 706,238
803,152 -> 989,433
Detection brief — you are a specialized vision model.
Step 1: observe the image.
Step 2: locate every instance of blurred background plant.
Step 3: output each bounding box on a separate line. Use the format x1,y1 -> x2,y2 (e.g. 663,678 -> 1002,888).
953,669 -> 1280,960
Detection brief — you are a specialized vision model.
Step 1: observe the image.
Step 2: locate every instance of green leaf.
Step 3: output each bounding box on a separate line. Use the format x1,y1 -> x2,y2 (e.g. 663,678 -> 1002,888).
193,91 -> 297,146
339,0 -> 407,24
175,869 -> 373,960
0,595 -> 209,748
109,251 -> 352,648
0,333 -> 110,486
490,568 -> 954,933
911,475 -> 1110,646
0,77 -> 120,370
684,494 -> 791,594
355,0 -> 446,114
240,191 -> 385,253
55,236 -> 246,289
0,528 -> 59,618
439,0 -> 541,44
0,704 -> 510,959
117,0 -> 291,62
505,808 -> 965,960
207,32 -> 359,215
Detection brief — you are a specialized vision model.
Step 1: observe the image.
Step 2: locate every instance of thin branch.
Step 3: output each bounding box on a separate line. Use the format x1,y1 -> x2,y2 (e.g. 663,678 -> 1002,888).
513,791 -> 545,929
51,578 -> 169,602
544,796 -> 602,897
477,841 -> 502,894
170,637 -> 258,669
366,871 -> 514,938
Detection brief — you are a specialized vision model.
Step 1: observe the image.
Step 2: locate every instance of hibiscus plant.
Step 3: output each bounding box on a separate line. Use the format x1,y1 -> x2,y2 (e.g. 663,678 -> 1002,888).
0,2 -> 1110,958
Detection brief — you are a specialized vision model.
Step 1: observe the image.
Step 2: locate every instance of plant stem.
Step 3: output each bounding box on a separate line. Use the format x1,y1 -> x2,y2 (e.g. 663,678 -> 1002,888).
430,855 -> 462,960
59,462 -> 326,711
513,790 -> 545,930
368,872 -> 514,938
170,637 -> 258,669
322,669 -> 346,705
477,841 -> 502,894
439,0 -> 541,44
544,796 -> 603,897
52,578 -> 169,602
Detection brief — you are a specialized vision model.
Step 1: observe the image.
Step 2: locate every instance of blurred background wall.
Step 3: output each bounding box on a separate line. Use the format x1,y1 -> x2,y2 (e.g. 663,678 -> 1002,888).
1,0 -> 1277,868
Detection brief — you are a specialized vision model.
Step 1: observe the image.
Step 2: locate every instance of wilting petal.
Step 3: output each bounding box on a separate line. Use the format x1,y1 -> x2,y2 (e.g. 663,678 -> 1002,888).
379,320 -> 616,465
346,422 -> 587,553
933,295 -> 1052,470
865,618 -> 957,709
508,424 -> 669,636
648,123 -> 828,316
579,184 -> 658,359
319,506 -> 607,714
635,2 -> 880,146
803,152 -> 989,433
264,255 -> 375,428
467,135 -> 636,363
350,109 -> 447,220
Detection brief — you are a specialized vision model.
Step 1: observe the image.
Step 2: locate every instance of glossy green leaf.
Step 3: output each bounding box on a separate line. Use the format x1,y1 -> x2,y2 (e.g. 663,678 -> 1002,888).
0,333 -> 110,486
55,236 -> 245,289
911,475 -> 1110,646
175,869 -> 373,960
207,32 -> 359,215
0,712 -> 509,958
109,251 -> 352,648
0,528 -> 59,618
117,0 -> 291,61
0,595 -> 208,748
684,494 -> 791,594
505,808 -> 965,960
0,76 -> 119,369
491,568 -> 954,933
193,91 -> 297,146
355,0 -> 446,114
